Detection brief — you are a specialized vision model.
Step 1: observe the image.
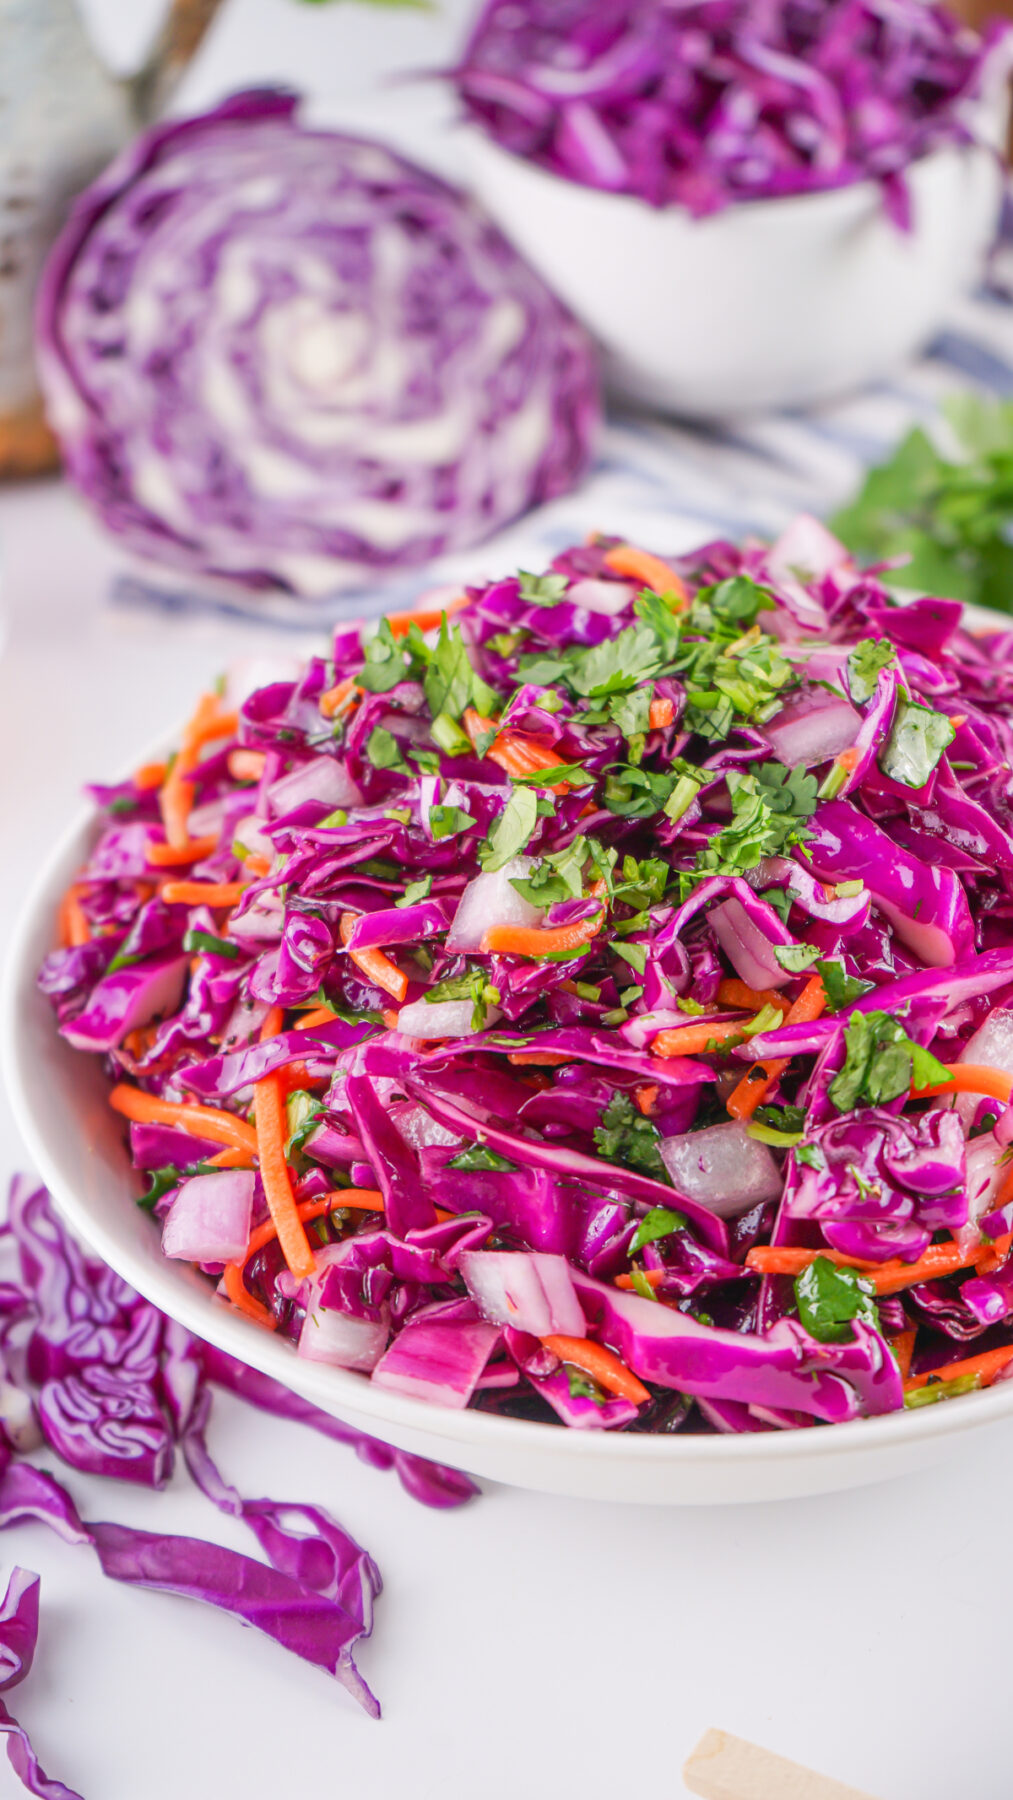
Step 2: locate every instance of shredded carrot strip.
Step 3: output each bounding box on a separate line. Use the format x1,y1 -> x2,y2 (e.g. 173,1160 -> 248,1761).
507,1050 -> 572,1067
108,1084 -> 258,1155
602,544 -> 688,604
716,979 -> 790,1014
338,913 -> 409,1002
541,1334 -> 651,1405
462,706 -> 572,790
977,1231 -> 1013,1275
912,1064 -> 1013,1105
725,975 -> 827,1120
904,1343 -> 1013,1394
648,695 -> 674,729
206,1147 -> 255,1170
651,1014 -> 749,1059
133,761 -> 168,791
252,1073 -> 316,1282
297,1005 -> 338,1031
382,1008 -> 401,1030
161,880 -> 247,907
634,1084 -> 659,1115
385,593 -> 468,638
481,913 -> 603,958
58,883 -> 91,949
243,854 -> 271,878
615,1267 -> 665,1291
260,1007 -> 284,1043
890,1329 -> 917,1382
319,677 -> 362,720
228,749 -> 266,782
160,694 -> 236,850
222,1262 -> 277,1329
146,834 -> 219,868
745,1238 -> 998,1295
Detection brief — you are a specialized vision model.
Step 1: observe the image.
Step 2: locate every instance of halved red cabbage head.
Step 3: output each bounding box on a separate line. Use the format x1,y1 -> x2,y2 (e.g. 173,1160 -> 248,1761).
36,90 -> 599,600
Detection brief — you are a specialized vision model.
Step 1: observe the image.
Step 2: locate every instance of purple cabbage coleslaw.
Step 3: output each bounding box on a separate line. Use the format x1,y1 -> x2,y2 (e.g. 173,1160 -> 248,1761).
38,515 -> 1013,1435
454,0 -> 1007,227
35,90 -> 598,601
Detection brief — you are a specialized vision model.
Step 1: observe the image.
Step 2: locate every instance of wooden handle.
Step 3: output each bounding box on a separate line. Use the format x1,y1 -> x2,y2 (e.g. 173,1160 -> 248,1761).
683,1730 -> 881,1800
129,0 -> 230,124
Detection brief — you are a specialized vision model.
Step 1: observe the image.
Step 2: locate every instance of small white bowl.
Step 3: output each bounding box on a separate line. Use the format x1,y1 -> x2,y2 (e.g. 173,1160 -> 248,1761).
7,718 -> 1013,1506
463,125 -> 1005,419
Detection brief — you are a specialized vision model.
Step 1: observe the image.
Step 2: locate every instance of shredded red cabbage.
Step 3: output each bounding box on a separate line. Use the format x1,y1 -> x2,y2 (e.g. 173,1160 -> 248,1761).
38,516 -> 1013,1439
454,0 -> 1006,225
0,1176 -> 480,1797
36,90 -> 598,601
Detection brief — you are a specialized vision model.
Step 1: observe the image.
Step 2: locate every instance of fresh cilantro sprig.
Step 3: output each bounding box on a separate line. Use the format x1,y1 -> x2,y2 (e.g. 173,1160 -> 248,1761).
593,1094 -> 670,1182
425,967 -> 501,1030
690,760 -> 817,884
830,393 -> 1013,615
795,1256 -> 881,1343
828,1009 -> 949,1113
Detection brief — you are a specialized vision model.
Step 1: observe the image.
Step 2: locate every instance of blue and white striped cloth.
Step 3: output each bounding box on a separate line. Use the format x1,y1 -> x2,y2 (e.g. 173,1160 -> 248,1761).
114,209 -> 1013,637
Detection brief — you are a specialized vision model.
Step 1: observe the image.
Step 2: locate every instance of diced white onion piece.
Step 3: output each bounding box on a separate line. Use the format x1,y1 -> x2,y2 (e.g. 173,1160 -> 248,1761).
956,1008 -> 1013,1127
567,577 -> 636,616
954,1133 -> 1005,1255
762,695 -> 861,769
390,1101 -> 460,1150
161,1171 -> 254,1264
186,797 -> 229,839
446,856 -> 543,952
298,1303 -> 389,1372
268,756 -> 361,816
767,515 -> 850,586
659,1122 -> 782,1218
460,1250 -> 586,1338
709,897 -> 791,991
396,998 -> 499,1039
232,814 -> 274,859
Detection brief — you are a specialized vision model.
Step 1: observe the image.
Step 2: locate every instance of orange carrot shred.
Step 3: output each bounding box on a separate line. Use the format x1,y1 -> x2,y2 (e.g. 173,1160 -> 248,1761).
146,834 -> 219,868
650,1015 -> 749,1059
716,979 -> 790,1014
541,1334 -> 651,1405
161,880 -> 247,907
507,1050 -> 572,1067
58,883 -> 91,949
614,1268 -> 665,1291
648,695 -> 674,729
634,1084 -> 659,1116
228,749 -> 267,782
385,593 -> 468,638
206,1147 -> 255,1170
904,1343 -> 1013,1394
890,1329 -> 917,1382
602,544 -> 689,604
338,913 -> 409,1003
297,1005 -> 339,1031
133,761 -> 168,791
243,855 -> 271,878
911,1064 -> 1013,1105
253,1072 -> 315,1283
108,1084 -> 258,1156
481,914 -> 602,958
725,975 -> 827,1120
221,1262 -> 277,1329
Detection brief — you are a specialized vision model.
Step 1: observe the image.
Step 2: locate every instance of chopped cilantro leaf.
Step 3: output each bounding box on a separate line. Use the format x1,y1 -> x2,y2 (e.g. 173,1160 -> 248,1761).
593,1093 -> 671,1182
629,1205 -> 688,1254
518,570 -> 569,607
429,804 -> 475,841
816,958 -> 875,1013
447,1145 -> 517,1172
479,786 -> 540,873
847,637 -> 896,705
795,1256 -> 880,1343
365,726 -> 408,772
879,695 -> 955,789
828,1009 -> 949,1112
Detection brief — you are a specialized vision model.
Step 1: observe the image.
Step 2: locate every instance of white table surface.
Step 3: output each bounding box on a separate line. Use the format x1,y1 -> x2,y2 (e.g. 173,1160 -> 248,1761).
0,6 -> 1010,1797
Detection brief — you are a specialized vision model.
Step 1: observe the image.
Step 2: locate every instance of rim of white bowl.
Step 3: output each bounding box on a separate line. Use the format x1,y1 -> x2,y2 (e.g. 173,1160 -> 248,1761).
460,114 -> 1003,227
6,651 -> 1013,1472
